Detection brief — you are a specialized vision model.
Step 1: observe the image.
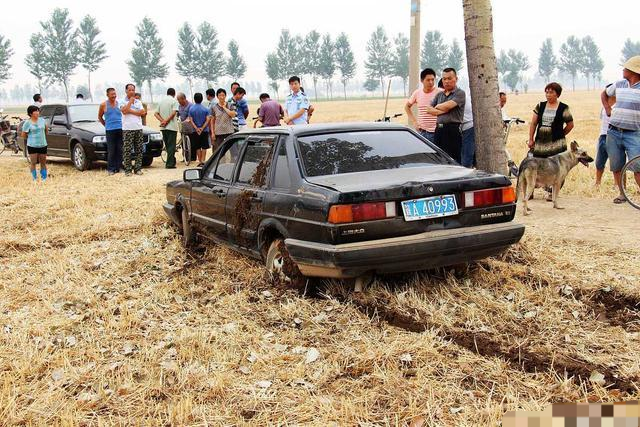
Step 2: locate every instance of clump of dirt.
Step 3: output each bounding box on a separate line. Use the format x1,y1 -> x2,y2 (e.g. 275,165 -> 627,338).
586,289 -> 640,331
276,240 -> 306,291
233,190 -> 257,243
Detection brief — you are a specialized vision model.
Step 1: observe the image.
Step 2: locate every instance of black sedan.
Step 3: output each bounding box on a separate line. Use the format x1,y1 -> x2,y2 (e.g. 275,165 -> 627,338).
17,103 -> 163,171
163,123 -> 524,285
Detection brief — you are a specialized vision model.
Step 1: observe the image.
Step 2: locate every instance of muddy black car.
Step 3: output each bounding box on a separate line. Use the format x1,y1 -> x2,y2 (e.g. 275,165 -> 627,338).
163,123 -> 524,282
17,103 -> 163,170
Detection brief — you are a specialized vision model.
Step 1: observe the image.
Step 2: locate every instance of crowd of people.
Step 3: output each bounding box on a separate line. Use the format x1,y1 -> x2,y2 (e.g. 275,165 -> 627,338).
17,55 -> 640,205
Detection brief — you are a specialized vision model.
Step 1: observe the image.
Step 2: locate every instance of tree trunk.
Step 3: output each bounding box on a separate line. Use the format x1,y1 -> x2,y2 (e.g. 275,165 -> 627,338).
462,0 -> 507,175
147,80 -> 154,103
343,80 -> 347,100
88,71 -> 93,101
62,80 -> 69,103
188,78 -> 194,99
403,78 -> 407,97
572,75 -> 575,92
312,77 -> 318,102
380,77 -> 385,98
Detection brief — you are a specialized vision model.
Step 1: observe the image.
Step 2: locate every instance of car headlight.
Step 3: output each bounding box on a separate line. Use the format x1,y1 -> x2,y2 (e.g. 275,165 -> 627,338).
149,133 -> 163,141
92,135 -> 106,143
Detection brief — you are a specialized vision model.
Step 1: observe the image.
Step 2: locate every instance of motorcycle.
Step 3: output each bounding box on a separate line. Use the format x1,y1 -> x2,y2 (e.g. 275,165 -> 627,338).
0,109 -> 21,155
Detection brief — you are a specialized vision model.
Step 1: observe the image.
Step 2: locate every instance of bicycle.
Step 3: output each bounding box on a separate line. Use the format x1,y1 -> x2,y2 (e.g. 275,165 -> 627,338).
621,154 -> 640,210
503,117 -> 525,178
160,119 -> 191,166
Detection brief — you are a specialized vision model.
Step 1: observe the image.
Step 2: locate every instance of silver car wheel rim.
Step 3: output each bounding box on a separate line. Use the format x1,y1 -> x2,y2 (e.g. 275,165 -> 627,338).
74,146 -> 83,168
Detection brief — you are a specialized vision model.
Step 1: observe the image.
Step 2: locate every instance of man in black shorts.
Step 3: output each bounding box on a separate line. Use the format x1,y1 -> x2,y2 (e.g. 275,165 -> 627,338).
426,67 -> 466,163
187,92 -> 211,166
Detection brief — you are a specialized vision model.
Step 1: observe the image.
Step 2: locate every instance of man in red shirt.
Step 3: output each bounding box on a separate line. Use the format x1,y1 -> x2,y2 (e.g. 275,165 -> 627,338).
405,68 -> 440,141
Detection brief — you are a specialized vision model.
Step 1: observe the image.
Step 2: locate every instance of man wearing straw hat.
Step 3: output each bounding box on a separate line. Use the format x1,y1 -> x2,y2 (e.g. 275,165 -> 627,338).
601,55 -> 640,204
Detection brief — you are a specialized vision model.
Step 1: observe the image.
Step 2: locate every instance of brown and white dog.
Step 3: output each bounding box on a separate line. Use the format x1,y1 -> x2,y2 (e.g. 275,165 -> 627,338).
517,141 -> 593,215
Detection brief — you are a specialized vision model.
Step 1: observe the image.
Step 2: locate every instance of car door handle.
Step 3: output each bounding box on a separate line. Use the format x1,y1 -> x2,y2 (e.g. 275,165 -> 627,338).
251,195 -> 263,202
212,188 -> 225,197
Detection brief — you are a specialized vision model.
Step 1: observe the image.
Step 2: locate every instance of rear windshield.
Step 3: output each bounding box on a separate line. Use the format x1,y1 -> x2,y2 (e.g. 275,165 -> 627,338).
296,130 -> 445,177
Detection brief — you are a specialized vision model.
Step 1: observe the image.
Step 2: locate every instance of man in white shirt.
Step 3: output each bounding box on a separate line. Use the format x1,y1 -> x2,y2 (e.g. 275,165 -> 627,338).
461,92 -> 475,168
119,83 -> 146,176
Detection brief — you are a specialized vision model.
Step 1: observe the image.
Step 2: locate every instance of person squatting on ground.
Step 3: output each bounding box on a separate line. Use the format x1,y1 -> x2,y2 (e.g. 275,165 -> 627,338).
120,84 -> 146,176
210,88 -> 237,152
405,67 -> 440,142
601,55 -> 640,204
285,76 -> 310,125
98,87 -> 123,175
188,92 -> 211,167
425,68 -> 466,163
155,88 -> 180,169
21,105 -> 48,182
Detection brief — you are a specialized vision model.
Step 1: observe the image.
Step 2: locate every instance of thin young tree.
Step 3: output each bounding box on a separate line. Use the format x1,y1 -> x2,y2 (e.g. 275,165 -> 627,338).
276,29 -> 298,82
421,30 -> 449,72
392,33 -> 410,96
0,35 -> 13,85
559,36 -> 583,91
175,22 -> 198,98
581,36 -> 603,90
363,77 -> 380,96
621,38 -> 640,63
462,0 -> 508,175
447,39 -> 465,73
537,38 -> 557,83
265,53 -> 281,100
501,49 -> 530,92
196,22 -> 224,88
364,26 -> 392,98
301,30 -> 321,101
318,34 -> 335,99
77,15 -> 107,101
334,32 -> 356,100
25,34 -> 47,94
40,8 -> 79,101
225,40 -> 246,81
127,17 -> 169,102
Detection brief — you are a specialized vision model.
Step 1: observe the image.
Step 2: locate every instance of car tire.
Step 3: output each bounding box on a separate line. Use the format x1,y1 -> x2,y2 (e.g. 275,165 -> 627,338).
266,238 -> 302,283
181,207 -> 195,248
142,156 -> 153,167
72,143 -> 91,171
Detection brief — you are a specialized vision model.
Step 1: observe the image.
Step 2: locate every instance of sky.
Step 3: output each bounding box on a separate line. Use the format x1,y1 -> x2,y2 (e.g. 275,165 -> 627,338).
0,0 -> 635,94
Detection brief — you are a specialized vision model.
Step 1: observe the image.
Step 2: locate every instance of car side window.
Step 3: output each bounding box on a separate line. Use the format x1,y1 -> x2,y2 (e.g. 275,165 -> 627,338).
52,107 -> 67,125
236,138 -> 276,186
203,137 -> 246,182
39,106 -> 55,125
273,140 -> 292,189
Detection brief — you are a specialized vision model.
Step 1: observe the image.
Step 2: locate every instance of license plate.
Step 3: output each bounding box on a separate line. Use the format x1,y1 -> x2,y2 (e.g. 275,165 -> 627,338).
401,194 -> 458,221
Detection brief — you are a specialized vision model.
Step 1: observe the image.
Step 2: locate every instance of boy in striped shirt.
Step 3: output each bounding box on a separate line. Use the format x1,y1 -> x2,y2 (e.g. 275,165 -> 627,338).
405,68 -> 441,141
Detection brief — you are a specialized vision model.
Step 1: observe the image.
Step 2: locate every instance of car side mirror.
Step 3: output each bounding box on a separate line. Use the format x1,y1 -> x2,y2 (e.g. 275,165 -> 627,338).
183,168 -> 202,182
53,120 -> 68,127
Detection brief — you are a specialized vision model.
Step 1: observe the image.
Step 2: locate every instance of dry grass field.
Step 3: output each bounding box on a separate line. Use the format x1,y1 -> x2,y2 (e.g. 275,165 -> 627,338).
0,91 -> 639,425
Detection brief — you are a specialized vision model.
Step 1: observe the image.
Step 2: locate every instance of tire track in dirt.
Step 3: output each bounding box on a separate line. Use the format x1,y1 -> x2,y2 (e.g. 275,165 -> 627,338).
349,295 -> 640,395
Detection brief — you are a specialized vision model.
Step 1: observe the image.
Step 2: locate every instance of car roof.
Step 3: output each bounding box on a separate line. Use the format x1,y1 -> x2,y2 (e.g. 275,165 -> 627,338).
235,122 -> 410,137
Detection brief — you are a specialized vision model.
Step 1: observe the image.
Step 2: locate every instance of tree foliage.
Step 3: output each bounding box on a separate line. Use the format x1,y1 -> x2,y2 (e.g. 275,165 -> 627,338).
391,33 -> 409,96
558,36 -> 583,91
0,34 -> 13,84
175,22 -> 199,96
318,34 -> 335,98
40,8 -> 79,101
195,22 -> 224,87
421,31 -> 449,72
621,38 -> 640,64
447,39 -> 465,73
334,32 -> 356,100
364,26 -> 392,97
498,49 -> 530,92
24,34 -> 47,93
537,38 -> 556,82
77,15 -> 107,100
581,36 -> 603,89
127,17 -> 169,101
225,40 -> 246,81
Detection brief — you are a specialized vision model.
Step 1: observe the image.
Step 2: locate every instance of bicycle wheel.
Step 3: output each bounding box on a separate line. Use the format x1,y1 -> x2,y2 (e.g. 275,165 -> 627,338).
621,155 -> 640,210
160,142 -> 167,163
182,135 -> 191,166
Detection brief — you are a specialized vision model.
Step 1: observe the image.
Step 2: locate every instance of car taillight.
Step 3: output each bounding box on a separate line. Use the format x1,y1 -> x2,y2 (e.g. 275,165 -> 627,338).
463,186 -> 516,208
328,201 -> 396,224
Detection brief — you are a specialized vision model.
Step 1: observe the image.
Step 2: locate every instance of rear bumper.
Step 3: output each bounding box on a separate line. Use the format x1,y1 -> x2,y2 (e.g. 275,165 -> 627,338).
285,222 -> 525,278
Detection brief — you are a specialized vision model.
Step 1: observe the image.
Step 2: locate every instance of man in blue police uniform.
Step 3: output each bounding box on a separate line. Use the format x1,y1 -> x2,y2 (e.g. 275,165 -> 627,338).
284,76 -> 310,125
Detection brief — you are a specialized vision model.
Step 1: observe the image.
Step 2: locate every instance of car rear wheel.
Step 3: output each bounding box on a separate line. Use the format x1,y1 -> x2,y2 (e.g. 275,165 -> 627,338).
266,238 -> 302,283
181,208 -> 195,248
72,143 -> 91,171
142,156 -> 153,167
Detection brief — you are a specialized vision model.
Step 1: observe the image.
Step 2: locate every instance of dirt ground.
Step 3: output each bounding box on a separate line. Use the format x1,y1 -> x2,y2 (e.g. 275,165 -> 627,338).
1,92 -> 639,425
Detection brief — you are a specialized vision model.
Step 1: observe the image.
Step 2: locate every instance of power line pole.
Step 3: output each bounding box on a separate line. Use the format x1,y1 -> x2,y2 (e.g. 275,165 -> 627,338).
408,0 -> 421,125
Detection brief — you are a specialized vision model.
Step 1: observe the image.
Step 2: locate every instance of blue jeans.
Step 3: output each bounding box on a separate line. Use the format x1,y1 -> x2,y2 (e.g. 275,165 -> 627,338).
461,126 -> 476,168
419,130 -> 435,142
595,134 -> 608,170
606,127 -> 640,171
106,129 -> 123,173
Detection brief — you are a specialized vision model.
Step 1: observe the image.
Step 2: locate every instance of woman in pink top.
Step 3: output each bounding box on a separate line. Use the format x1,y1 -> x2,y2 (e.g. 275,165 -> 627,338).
405,68 -> 441,141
